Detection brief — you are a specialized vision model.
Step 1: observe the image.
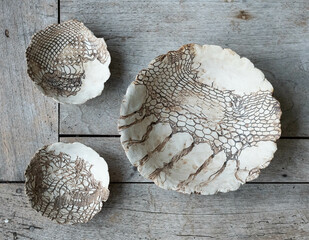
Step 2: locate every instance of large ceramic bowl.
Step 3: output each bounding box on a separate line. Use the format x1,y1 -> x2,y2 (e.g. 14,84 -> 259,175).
119,44 -> 281,195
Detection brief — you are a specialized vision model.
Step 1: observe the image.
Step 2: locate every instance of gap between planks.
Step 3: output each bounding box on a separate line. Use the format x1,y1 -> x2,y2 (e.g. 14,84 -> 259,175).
58,134 -> 309,139
57,0 -> 60,142
1,181 -> 309,185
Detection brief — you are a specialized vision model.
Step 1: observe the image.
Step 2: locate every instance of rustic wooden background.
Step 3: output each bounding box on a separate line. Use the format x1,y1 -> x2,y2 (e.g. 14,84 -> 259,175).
1,0 -> 308,239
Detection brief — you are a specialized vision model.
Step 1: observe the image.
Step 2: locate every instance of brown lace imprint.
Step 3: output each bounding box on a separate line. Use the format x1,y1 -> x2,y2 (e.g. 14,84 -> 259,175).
119,44 -> 281,193
25,146 -> 109,224
26,20 -> 109,97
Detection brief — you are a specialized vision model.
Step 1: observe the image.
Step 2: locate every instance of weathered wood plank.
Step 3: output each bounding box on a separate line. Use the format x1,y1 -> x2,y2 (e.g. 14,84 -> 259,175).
0,0 -> 58,181
5,135 -> 308,182
60,0 -> 309,136
0,183 -> 308,240
60,137 -> 309,183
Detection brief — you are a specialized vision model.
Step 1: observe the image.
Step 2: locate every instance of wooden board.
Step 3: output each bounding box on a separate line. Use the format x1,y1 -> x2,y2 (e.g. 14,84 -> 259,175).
60,137 -> 309,183
1,183 -> 309,240
59,0 -> 309,136
0,0 -> 58,181
1,1 -> 309,239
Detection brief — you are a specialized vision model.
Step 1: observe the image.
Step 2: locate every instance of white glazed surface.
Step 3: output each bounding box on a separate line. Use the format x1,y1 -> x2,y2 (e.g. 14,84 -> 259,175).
47,142 -> 109,187
55,57 -> 111,104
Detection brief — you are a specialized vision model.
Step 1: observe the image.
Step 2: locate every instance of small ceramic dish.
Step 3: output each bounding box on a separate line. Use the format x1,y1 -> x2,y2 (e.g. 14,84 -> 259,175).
118,44 -> 281,195
25,142 -> 109,224
26,19 -> 111,104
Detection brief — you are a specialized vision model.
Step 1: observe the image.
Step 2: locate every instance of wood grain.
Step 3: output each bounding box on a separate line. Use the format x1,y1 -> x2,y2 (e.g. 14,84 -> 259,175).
60,0 -> 309,136
0,183 -> 308,240
1,1 -> 309,239
60,137 -> 309,183
0,0 -> 58,181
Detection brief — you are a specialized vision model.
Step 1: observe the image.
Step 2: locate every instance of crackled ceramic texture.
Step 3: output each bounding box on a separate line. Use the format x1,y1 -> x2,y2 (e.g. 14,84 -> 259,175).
119,44 -> 281,195
25,142 -> 110,224
26,19 -> 111,104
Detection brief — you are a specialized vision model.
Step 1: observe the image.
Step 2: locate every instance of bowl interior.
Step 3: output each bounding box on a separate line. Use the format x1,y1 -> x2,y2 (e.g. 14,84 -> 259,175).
119,44 -> 281,195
